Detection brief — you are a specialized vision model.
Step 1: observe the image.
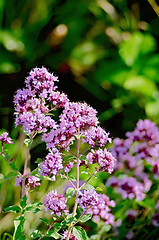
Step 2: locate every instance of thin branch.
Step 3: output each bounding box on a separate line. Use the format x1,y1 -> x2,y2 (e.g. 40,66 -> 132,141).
68,150 -> 77,158
147,0 -> 159,16
79,172 -> 96,190
22,146 -> 31,198
79,148 -> 89,157
39,220 -> 54,240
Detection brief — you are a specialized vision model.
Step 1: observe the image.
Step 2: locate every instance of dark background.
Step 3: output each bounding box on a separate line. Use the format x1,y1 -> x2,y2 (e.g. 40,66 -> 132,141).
0,0 -> 159,138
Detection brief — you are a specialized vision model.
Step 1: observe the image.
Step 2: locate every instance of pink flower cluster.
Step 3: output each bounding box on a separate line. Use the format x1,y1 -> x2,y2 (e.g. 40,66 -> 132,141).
111,119 -> 159,172
86,148 -> 116,173
125,209 -> 138,221
14,67 -> 69,135
61,231 -> 77,240
39,149 -> 63,181
106,176 -> 146,201
42,101 -> 99,151
87,193 -> 116,225
13,67 -> 117,221
78,189 -> 100,209
0,132 -> 13,146
82,126 -> 111,147
106,119 -> 159,204
43,190 -> 69,217
15,175 -> 40,188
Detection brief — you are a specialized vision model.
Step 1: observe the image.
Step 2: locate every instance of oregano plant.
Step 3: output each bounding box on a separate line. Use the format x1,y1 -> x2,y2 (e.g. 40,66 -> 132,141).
0,67 -> 118,240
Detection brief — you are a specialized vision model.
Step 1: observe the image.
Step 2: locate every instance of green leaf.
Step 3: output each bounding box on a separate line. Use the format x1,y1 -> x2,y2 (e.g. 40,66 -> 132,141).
25,206 -> 41,213
30,230 -> 43,239
138,198 -> 155,208
80,214 -> 91,223
73,226 -> 88,240
78,206 -> 84,214
35,158 -> 42,163
25,202 -> 42,213
123,75 -> 157,97
2,232 -> 13,240
66,187 -> 75,198
1,171 -> 18,181
46,231 -> 61,239
4,205 -> 21,213
95,187 -> 103,192
13,216 -> 25,240
39,218 -> 50,225
53,222 -> 61,231
26,202 -> 42,208
90,235 -> 98,240
24,138 -> 33,147
61,220 -> 67,228
4,171 -> 18,180
65,216 -> 77,225
119,32 -> 156,66
82,183 -> 95,190
0,173 -> 3,180
18,236 -> 26,240
4,152 -> 10,160
10,162 -> 19,171
20,195 -> 27,208
69,175 -> 76,181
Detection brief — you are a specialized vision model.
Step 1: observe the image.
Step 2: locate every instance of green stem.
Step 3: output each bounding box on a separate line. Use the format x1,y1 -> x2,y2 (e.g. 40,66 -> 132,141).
22,145 -> 31,198
39,220 -> 54,240
66,135 -> 80,240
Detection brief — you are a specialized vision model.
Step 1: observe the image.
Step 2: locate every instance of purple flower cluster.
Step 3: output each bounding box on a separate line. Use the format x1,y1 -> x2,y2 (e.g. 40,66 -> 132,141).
126,119 -> 159,144
42,102 -> 99,151
0,132 -> 13,146
107,119 -> 159,204
87,193 -> 116,225
13,67 -> 117,227
25,67 -> 58,98
15,175 -> 40,188
82,126 -> 111,147
86,148 -> 116,173
43,190 -> 69,217
78,189 -> 100,209
151,159 -> 159,179
39,149 -> 63,181
61,231 -> 77,240
106,176 -> 146,201
125,209 -> 138,220
14,67 -> 69,135
111,119 -> 159,170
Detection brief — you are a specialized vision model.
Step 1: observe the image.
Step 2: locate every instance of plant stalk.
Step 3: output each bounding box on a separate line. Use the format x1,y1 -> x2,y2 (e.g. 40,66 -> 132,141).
22,145 -> 31,198
66,136 -> 80,240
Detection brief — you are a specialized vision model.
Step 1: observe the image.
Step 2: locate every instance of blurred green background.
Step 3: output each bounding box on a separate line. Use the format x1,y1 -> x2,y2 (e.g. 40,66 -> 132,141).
0,0 -> 159,237
0,0 -> 159,137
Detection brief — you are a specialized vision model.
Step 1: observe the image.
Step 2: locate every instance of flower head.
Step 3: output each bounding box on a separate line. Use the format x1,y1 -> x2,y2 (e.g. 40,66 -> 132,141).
86,148 -> 116,173
126,119 -> 159,145
82,126 -> 111,147
25,67 -> 58,98
43,190 -> 69,217
0,132 -> 13,146
40,149 -> 63,181
107,176 -> 146,201
15,175 -> 40,188
78,189 -> 100,209
87,193 -> 116,225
